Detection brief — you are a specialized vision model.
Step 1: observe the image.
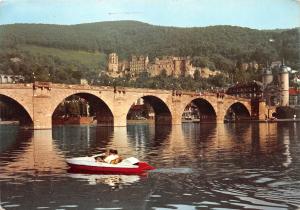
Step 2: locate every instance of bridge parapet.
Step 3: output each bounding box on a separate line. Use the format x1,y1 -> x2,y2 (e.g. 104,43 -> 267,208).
0,83 -> 32,89
49,83 -> 107,91
0,83 -> 255,102
50,83 -> 173,95
224,94 -> 250,102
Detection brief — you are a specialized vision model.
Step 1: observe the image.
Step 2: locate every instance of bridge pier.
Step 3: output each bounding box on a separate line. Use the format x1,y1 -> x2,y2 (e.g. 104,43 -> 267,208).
216,116 -> 225,123
216,100 -> 225,123
33,96 -> 52,129
113,114 -> 127,127
171,115 -> 182,125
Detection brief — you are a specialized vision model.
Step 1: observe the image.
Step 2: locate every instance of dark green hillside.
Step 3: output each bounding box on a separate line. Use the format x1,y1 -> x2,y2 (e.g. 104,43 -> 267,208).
0,21 -> 299,86
1,21 -> 298,61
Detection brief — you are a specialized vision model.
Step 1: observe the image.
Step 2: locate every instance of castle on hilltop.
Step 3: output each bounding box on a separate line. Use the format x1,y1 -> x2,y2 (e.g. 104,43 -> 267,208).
149,56 -> 195,77
106,53 -> 204,78
107,53 -> 149,77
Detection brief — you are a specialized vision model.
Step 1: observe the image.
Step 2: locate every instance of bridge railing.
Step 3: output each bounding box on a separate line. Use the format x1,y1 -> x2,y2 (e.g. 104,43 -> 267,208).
0,83 -> 32,89
0,82 -> 251,103
179,90 -> 250,102
50,83 -> 172,94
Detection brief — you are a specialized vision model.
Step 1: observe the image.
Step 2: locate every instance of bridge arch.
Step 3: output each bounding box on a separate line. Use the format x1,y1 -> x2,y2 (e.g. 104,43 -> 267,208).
180,97 -> 217,122
224,101 -> 251,122
51,92 -> 114,126
0,94 -> 33,126
126,95 -> 172,125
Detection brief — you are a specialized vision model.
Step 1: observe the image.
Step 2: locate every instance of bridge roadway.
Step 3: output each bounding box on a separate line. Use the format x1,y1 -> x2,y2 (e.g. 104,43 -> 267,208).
0,82 -> 267,129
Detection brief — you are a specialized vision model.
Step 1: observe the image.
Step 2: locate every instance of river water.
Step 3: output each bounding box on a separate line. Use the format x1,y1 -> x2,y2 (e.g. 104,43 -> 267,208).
0,123 -> 300,210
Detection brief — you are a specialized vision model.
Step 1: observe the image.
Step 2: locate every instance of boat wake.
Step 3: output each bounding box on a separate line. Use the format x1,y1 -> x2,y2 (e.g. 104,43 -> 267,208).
151,168 -> 193,174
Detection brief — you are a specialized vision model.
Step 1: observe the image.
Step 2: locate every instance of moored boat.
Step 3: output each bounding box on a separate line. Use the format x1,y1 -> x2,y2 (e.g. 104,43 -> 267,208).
66,156 -> 155,174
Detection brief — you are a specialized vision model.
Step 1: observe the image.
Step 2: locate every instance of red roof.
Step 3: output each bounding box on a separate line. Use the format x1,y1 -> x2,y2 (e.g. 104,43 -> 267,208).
289,88 -> 300,95
130,105 -> 145,111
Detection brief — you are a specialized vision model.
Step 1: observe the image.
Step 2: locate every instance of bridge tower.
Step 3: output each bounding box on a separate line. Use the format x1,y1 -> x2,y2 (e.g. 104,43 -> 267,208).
278,64 -> 289,106
262,67 -> 273,88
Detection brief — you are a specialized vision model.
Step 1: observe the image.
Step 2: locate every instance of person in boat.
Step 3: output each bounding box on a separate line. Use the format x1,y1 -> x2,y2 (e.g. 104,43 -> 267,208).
94,149 -> 110,162
104,149 -> 122,164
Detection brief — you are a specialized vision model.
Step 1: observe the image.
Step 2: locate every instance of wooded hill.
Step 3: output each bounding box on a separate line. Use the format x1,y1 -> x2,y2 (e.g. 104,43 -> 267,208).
0,21 -> 299,87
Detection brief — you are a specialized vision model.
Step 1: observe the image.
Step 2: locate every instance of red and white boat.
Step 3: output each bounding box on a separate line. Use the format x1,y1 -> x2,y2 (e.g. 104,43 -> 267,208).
66,156 -> 155,174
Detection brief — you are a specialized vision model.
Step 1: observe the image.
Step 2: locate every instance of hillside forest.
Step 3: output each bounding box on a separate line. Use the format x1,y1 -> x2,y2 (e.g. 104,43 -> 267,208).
0,21 -> 299,90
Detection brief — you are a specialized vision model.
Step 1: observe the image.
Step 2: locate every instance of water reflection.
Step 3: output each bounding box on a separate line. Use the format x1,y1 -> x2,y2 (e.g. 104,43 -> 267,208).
0,123 -> 300,209
1,129 -> 66,179
53,125 -> 114,157
0,125 -> 32,154
126,124 -> 172,161
127,124 -> 171,148
67,173 -> 142,188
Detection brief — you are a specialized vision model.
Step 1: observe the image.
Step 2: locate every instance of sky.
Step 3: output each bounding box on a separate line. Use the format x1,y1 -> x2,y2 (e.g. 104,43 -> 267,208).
0,0 -> 299,29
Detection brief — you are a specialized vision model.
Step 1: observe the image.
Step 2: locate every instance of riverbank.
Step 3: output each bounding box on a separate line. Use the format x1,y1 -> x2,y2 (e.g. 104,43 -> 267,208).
127,119 -> 154,124
258,118 -> 300,123
0,121 -> 19,125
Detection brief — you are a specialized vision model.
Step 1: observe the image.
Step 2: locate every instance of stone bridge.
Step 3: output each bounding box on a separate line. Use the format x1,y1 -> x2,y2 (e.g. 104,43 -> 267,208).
0,82 -> 267,129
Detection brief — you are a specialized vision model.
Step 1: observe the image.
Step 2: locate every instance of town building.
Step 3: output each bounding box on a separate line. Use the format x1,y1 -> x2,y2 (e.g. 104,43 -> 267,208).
226,62 -> 294,119
225,80 -> 263,119
127,98 -> 155,120
289,87 -> 300,107
182,102 -> 200,122
226,81 -> 263,99
227,63 -> 291,99
0,74 -> 25,84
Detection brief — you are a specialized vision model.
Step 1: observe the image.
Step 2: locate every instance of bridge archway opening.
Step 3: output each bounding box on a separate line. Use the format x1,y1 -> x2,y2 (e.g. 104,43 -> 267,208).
225,102 -> 251,122
0,94 -> 33,127
52,93 -> 113,126
182,98 -> 216,123
126,96 -> 172,125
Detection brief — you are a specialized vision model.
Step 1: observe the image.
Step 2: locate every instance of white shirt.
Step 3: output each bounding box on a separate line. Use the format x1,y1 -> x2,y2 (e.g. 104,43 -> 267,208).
104,154 -> 119,163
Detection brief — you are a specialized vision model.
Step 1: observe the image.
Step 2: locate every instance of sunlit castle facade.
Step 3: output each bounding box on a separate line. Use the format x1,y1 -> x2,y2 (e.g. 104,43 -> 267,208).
148,56 -> 195,77
107,53 -> 149,77
262,63 -> 290,106
107,53 -> 195,78
107,53 -> 119,73
129,55 -> 149,77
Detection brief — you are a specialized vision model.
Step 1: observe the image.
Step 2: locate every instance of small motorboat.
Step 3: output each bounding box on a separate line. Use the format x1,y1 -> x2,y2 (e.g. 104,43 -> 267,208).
66,156 -> 155,174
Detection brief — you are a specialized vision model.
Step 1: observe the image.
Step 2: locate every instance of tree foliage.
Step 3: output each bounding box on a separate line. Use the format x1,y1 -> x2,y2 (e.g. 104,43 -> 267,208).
0,21 -> 299,89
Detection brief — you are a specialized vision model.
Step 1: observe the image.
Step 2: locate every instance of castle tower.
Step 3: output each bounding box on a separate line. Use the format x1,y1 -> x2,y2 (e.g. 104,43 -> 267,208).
145,56 -> 149,67
278,64 -> 289,106
262,67 -> 273,88
173,57 -> 186,77
108,53 -> 118,72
